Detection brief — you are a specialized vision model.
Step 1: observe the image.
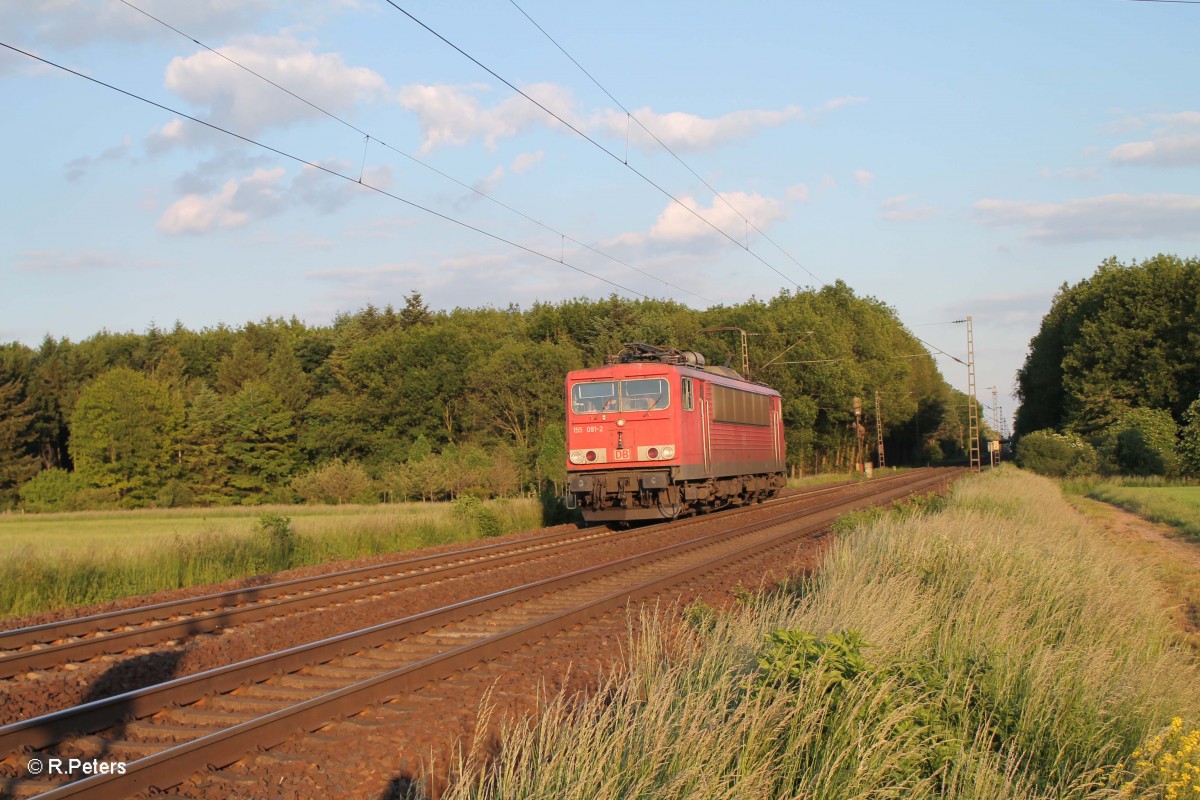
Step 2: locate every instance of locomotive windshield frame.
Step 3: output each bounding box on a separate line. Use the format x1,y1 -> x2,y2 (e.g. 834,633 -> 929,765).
571,378 -> 670,414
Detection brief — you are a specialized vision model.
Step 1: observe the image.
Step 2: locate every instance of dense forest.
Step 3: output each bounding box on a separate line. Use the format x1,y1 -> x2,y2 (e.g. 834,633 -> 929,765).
1014,253 -> 1200,477
0,282 -> 977,511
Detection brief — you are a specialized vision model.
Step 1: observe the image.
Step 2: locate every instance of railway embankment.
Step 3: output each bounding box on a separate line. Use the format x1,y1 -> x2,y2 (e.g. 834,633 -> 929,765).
441,467 -> 1200,800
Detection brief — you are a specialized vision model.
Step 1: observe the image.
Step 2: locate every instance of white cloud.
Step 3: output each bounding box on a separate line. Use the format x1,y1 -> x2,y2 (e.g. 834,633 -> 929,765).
822,96 -> 868,111
600,96 -> 864,154
648,192 -> 787,243
399,83 -> 572,153
853,169 -> 875,187
1107,110 -> 1200,166
65,135 -> 133,182
305,251 -> 599,313
974,193 -> 1200,242
880,195 -> 936,221
461,151 -> 546,201
1109,136 -> 1200,166
471,165 -> 507,198
159,33 -> 390,141
157,159 -> 390,234
399,81 -> 861,154
158,167 -> 287,233
17,249 -> 163,272
786,183 -> 810,203
510,150 -> 544,175
1038,166 -> 1101,181
0,1 -> 276,49
603,106 -> 804,153
294,159 -> 393,212
935,291 -> 1053,329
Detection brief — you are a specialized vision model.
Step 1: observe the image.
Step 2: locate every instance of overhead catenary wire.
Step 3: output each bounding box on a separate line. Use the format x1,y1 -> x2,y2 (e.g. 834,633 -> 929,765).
0,40 -> 651,301
383,0 -> 806,291
116,0 -> 712,305
914,336 -> 967,366
506,0 -> 821,287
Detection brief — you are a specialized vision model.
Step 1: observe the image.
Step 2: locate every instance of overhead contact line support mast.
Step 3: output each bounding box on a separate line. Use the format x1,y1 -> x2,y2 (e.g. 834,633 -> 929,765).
566,343 -> 787,523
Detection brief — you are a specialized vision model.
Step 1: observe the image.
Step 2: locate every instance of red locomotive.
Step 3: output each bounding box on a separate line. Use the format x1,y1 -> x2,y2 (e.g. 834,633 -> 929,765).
565,342 -> 786,523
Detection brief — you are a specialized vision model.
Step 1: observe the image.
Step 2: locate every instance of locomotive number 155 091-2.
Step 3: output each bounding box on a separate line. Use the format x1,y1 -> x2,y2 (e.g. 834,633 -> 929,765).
572,425 -> 605,433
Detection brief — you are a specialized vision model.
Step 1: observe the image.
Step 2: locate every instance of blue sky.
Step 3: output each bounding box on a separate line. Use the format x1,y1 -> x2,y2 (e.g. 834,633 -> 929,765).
2,1 -> 1198,430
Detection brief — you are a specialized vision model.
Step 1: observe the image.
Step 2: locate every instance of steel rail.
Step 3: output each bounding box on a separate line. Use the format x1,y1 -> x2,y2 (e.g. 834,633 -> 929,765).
11,469 -> 957,799
0,470 -> 956,800
0,473 -> 918,677
1,470 -> 942,751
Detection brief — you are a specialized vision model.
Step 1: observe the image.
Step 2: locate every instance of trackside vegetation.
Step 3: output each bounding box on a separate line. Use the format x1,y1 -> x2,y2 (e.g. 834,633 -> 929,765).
441,468 -> 1200,800
0,498 -> 539,619
0,288 -> 985,512
1014,254 -> 1200,480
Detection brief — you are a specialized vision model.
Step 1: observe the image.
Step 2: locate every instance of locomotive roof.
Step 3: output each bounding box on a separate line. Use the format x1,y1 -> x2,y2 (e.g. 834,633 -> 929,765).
567,361 -> 781,396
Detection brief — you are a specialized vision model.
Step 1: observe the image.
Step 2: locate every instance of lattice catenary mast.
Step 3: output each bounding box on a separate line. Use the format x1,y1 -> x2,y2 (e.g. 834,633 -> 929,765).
966,316 -> 981,472
875,390 -> 886,468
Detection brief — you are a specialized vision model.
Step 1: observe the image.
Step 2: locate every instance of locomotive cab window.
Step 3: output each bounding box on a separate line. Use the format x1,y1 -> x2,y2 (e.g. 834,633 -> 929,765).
572,381 -> 617,413
682,378 -> 694,411
620,378 -> 669,411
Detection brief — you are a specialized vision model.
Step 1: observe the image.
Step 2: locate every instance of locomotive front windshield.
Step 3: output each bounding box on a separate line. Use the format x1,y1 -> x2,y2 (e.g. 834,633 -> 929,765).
572,381 -> 617,413
571,378 -> 669,413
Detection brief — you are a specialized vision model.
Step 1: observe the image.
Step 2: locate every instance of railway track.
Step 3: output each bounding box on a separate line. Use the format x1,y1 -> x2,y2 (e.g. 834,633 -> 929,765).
0,468 -> 956,800
0,471 -> 921,682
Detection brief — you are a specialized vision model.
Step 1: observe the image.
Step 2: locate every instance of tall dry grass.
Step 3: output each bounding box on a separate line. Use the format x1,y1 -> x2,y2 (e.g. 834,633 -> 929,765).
442,468 -> 1200,800
0,499 -> 540,620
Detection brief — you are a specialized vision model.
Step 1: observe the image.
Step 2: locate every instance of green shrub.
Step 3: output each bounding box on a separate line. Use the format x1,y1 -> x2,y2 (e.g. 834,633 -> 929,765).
17,468 -> 87,512
1015,429 -> 1098,476
1095,408 -> 1180,477
254,512 -> 295,562
155,480 -> 195,509
290,458 -> 377,504
1178,398 -> 1200,477
755,628 -> 870,694
451,494 -> 504,538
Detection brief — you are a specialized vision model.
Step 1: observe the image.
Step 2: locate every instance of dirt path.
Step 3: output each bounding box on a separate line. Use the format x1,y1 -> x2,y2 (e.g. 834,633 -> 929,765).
1068,493 -> 1200,650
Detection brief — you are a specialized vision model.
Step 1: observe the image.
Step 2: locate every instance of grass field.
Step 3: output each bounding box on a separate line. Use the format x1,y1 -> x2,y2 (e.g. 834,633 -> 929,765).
786,467 -> 909,490
0,499 -> 542,620
1076,483 -> 1200,540
441,468 -> 1200,800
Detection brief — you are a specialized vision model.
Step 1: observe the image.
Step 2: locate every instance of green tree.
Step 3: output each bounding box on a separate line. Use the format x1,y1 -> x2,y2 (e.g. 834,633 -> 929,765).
69,368 -> 182,502
399,290 -> 433,329
1016,254 -> 1200,436
180,383 -> 231,502
223,381 -> 299,499
535,423 -> 566,496
1180,398 -> 1200,477
468,340 -> 581,451
291,458 -> 375,504
0,379 -> 39,506
215,338 -> 269,394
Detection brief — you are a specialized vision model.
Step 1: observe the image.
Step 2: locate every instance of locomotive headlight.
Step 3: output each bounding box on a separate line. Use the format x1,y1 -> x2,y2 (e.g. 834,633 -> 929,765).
569,450 -> 586,464
661,445 -> 675,459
